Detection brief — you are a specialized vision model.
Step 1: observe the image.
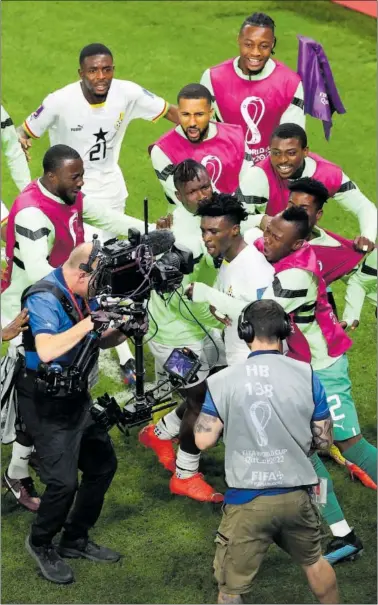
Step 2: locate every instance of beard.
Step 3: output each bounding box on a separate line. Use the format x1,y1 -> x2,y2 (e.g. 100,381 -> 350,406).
56,188 -> 77,206
184,125 -> 209,144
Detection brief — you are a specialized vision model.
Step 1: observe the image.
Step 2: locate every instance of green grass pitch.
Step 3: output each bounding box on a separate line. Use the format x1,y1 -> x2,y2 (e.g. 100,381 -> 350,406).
1,1 -> 376,603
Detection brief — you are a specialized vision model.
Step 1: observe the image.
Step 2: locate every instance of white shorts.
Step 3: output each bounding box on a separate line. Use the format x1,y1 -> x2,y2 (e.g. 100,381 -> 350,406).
148,330 -> 226,393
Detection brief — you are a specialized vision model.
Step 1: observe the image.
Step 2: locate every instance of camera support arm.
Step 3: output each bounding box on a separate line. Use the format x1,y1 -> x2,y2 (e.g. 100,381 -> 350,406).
118,301 -> 149,400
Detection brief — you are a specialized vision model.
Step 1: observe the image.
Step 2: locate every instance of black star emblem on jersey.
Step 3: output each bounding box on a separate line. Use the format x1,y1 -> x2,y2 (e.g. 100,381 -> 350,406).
93,127 -> 108,142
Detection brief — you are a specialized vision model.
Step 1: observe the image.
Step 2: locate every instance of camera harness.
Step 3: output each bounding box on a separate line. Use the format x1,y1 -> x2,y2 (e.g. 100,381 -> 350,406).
21,280 -> 97,396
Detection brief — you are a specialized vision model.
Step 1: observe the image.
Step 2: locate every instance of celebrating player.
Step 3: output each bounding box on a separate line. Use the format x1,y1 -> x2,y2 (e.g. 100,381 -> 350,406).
140,160 -> 226,502
149,83 -> 254,209
17,42 -> 178,382
192,205 -> 369,564
187,194 -> 275,366
200,12 -> 304,166
243,123 -> 377,248
286,178 -> 376,327
250,177 -> 376,323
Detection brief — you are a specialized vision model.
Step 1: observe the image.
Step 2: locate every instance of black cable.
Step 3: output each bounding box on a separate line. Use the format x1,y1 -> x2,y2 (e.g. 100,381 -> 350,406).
144,300 -> 159,345
175,287 -> 220,371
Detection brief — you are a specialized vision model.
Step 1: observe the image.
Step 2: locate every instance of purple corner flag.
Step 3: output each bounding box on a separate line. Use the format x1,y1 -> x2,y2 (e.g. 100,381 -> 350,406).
297,35 -> 346,140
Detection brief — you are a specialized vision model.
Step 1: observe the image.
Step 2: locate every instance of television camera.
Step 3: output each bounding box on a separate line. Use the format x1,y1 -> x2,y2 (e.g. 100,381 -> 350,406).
36,199 -> 202,432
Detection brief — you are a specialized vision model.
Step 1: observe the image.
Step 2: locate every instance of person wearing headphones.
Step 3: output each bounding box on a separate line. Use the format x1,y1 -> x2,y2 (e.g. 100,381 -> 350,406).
194,299 -> 339,605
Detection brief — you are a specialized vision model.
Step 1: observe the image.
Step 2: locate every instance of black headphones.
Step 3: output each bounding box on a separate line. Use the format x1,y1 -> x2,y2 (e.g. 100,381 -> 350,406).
237,300 -> 291,343
79,235 -> 102,274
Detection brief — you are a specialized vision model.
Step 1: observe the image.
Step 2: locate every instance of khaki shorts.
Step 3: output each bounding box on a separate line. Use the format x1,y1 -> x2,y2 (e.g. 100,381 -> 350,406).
214,490 -> 322,595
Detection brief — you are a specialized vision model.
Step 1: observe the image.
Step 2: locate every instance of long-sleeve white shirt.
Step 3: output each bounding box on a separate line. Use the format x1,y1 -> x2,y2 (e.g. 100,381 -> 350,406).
342,249 -> 377,326
1,106 -> 31,192
191,242 -> 275,365
1,179 -> 152,322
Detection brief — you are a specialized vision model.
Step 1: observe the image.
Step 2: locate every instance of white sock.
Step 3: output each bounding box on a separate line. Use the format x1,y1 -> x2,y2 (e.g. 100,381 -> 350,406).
329,520 -> 352,538
175,448 -> 200,479
8,442 -> 33,479
115,341 -> 134,366
154,410 -> 181,440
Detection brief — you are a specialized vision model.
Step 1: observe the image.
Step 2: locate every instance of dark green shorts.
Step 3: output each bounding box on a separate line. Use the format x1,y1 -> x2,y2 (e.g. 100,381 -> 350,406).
315,355 -> 360,441
213,490 -> 322,595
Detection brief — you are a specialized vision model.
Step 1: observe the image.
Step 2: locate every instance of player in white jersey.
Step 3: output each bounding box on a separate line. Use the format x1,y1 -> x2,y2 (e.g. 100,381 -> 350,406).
18,43 -> 179,381
1,105 -> 31,193
186,194 -> 274,366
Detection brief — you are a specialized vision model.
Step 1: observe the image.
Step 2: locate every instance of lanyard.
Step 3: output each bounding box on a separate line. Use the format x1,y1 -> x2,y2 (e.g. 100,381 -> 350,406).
66,286 -> 91,321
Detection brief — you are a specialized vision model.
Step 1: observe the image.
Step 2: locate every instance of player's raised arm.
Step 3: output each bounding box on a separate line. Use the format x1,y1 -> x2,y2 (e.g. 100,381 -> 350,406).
342,250 -> 377,329
150,145 -> 178,206
1,106 -> 31,189
82,196 -> 155,237
17,94 -> 58,161
333,172 -> 377,245
129,83 -> 178,125
279,80 -> 306,129
163,103 -> 179,124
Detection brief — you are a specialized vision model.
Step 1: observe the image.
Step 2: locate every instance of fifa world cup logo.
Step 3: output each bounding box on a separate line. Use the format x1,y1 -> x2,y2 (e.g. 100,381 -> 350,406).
68,212 -> 79,245
240,96 -> 266,148
249,401 -> 272,447
201,155 -> 223,187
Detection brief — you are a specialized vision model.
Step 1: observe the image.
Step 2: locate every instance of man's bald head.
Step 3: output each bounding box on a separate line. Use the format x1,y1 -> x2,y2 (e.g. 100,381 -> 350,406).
62,241 -> 101,298
66,242 -> 97,271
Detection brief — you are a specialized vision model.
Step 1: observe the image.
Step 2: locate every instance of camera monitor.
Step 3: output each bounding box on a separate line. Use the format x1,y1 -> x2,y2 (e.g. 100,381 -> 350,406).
163,347 -> 201,383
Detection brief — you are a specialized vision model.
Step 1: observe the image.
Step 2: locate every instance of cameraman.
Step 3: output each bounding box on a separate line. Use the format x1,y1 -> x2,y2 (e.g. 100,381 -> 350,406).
17,242 -> 126,585
2,144 -> 152,506
194,300 -> 338,604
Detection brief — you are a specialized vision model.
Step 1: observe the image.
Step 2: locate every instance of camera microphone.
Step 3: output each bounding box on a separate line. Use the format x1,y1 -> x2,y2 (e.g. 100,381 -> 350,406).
159,251 -> 181,269
141,229 -> 175,256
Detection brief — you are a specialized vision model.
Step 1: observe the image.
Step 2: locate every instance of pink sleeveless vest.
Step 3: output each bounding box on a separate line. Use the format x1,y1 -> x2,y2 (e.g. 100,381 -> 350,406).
312,230 -> 364,285
210,59 -> 301,163
2,180 -> 84,291
258,152 -> 343,216
149,123 -> 244,194
254,238 -> 352,363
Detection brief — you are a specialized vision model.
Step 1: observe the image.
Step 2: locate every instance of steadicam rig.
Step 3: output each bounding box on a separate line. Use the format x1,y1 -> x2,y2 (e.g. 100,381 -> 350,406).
85,199 -> 201,431
35,199 -> 202,429
89,299 -> 202,432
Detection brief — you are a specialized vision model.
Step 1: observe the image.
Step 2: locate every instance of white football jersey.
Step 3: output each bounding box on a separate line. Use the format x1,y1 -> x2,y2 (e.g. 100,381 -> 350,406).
24,79 -> 167,207
215,245 -> 274,365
